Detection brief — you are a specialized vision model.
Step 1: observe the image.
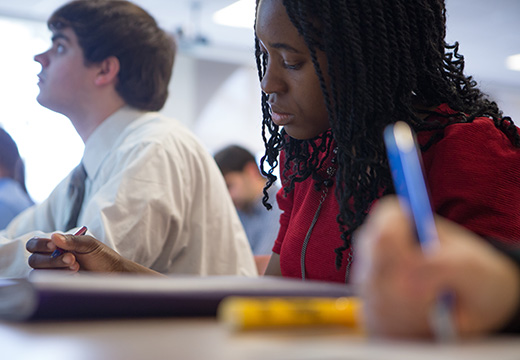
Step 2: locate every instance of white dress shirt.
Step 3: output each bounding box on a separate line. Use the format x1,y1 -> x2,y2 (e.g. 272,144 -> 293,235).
0,106 -> 257,277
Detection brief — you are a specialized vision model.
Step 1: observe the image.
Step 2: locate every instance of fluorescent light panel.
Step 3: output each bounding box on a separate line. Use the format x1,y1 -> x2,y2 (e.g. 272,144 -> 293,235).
213,0 -> 255,29
506,54 -> 520,72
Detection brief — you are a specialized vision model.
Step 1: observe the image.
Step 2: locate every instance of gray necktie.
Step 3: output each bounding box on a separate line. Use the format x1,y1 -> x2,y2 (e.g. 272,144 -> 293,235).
64,163 -> 87,231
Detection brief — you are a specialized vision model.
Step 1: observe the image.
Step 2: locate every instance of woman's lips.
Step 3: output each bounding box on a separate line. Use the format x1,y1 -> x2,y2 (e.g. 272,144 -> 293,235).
269,106 -> 293,126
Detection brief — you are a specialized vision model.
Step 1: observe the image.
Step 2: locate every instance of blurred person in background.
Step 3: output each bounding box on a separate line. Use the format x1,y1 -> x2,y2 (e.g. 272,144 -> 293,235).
214,145 -> 281,257
0,127 -> 33,229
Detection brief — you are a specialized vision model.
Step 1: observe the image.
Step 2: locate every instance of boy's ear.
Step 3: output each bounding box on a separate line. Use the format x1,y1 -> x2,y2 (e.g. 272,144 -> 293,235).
94,56 -> 120,86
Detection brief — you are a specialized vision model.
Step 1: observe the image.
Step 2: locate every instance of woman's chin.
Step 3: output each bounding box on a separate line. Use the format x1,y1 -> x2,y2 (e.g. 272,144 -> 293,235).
284,126 -> 331,141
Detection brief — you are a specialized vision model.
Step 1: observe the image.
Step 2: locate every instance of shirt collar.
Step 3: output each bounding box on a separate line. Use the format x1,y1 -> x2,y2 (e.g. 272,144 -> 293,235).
82,106 -> 147,180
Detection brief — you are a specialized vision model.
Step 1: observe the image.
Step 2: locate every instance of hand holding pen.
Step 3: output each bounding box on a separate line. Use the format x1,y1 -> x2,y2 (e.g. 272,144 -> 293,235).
353,196 -> 520,338
26,226 -> 91,272
26,228 -> 158,274
382,122 -> 456,341
51,226 -> 88,258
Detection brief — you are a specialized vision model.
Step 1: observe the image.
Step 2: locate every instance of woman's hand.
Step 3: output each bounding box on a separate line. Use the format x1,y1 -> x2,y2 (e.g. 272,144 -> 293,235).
353,196 -> 520,338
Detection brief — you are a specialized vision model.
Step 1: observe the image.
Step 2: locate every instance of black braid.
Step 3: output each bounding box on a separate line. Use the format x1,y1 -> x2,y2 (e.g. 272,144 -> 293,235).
255,0 -> 520,269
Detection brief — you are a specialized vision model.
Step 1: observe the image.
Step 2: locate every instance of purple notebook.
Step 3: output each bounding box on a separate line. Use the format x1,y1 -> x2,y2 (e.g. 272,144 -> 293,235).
0,272 -> 353,321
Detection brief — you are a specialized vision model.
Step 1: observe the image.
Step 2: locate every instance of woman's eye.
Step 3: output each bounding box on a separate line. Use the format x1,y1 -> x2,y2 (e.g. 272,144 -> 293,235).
56,44 -> 65,53
283,61 -> 302,70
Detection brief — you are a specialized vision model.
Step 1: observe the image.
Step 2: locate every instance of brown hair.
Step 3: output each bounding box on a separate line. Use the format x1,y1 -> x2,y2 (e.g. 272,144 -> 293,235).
214,145 -> 257,175
49,0 -> 176,111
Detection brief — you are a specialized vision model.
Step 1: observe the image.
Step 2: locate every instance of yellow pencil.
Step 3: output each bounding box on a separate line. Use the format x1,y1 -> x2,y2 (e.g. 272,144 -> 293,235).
218,296 -> 362,331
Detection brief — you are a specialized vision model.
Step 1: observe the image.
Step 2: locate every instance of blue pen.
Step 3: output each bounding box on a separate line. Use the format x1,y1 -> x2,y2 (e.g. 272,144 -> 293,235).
51,226 -> 88,258
384,121 -> 456,342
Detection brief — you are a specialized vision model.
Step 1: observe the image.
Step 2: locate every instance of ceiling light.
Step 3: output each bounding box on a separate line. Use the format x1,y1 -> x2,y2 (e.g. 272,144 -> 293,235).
506,54 -> 520,72
213,0 -> 255,29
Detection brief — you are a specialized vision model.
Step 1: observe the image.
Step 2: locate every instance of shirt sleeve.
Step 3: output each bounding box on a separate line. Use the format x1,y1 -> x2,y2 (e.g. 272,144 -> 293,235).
80,141 -> 183,270
0,173 -> 74,277
0,200 -> 60,277
422,118 -> 520,245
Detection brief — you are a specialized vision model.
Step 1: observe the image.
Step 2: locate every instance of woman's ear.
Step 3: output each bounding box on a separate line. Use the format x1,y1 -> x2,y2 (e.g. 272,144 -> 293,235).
94,56 -> 120,86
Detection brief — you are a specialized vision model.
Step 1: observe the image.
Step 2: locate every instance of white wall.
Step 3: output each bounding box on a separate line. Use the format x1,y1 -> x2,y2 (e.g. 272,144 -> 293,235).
163,53 -> 265,156
480,81 -> 520,122
0,17 -> 84,203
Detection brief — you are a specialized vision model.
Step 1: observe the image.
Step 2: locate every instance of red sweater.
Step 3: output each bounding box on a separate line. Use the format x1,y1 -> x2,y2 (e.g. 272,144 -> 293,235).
273,104 -> 520,283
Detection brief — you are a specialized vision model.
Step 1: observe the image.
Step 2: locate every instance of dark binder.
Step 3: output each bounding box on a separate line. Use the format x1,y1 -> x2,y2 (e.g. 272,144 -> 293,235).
0,272 -> 353,321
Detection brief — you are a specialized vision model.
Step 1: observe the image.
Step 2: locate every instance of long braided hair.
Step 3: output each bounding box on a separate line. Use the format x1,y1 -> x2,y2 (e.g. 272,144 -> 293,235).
256,0 -> 520,269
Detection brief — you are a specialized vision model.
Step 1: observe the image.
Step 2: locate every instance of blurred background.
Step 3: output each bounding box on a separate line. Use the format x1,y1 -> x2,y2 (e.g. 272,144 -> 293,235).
0,0 -> 519,203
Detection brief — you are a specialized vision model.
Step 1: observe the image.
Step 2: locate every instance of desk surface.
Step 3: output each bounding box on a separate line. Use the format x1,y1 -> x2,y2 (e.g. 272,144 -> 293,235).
0,318 -> 518,360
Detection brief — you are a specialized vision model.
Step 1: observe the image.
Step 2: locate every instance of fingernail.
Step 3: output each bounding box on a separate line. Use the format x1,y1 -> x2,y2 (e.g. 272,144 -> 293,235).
62,253 -> 73,265
54,233 -> 66,242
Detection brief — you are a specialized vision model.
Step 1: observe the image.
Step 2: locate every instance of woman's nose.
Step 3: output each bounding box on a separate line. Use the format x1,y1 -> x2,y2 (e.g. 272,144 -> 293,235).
261,63 -> 287,96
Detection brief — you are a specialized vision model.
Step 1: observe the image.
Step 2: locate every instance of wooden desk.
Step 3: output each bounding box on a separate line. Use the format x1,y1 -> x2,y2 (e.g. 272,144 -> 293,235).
0,318 -> 518,360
